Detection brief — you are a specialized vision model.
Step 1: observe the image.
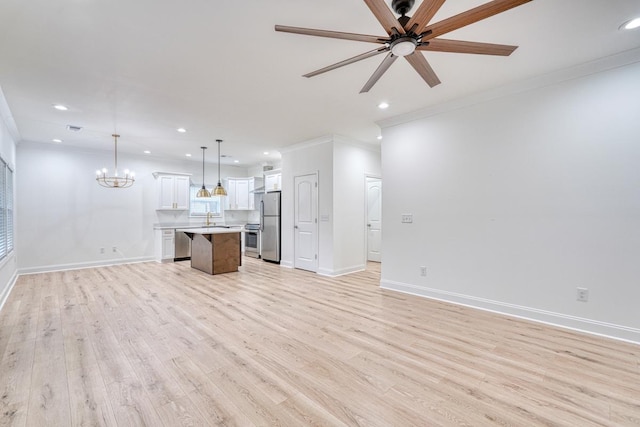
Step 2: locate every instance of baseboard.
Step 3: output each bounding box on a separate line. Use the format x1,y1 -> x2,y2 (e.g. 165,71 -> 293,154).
17,256 -> 156,275
280,260 -> 294,269
318,264 -> 365,277
381,279 -> 640,345
0,270 -> 18,313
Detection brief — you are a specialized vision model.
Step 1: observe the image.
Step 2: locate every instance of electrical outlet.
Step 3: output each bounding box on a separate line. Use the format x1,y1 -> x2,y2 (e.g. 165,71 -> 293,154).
401,214 -> 413,223
112,246 -> 117,253
99,247 -> 104,254
576,287 -> 589,302
420,266 -> 427,276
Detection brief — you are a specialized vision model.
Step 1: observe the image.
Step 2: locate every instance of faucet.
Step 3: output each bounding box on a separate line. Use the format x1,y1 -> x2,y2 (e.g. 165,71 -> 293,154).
206,211 -> 214,226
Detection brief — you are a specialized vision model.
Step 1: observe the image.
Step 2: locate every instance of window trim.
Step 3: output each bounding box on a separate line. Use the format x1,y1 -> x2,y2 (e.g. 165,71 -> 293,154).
188,185 -> 223,218
0,156 -> 14,262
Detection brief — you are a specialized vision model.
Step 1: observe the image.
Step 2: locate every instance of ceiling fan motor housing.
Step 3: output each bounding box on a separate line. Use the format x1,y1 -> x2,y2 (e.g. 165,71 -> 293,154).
391,0 -> 415,16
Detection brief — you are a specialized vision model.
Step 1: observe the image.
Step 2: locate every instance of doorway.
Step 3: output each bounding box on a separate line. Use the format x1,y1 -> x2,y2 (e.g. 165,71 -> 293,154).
366,176 -> 382,263
294,172 -> 318,272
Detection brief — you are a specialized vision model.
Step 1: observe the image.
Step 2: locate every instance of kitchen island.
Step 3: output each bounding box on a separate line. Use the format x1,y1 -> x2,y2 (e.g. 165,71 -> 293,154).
176,227 -> 242,275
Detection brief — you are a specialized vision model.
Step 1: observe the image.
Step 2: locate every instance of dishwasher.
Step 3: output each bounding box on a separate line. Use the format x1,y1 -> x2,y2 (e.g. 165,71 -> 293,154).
174,230 -> 191,261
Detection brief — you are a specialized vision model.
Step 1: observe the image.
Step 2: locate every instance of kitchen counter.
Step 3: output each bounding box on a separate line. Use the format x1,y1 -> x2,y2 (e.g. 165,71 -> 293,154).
178,228 -> 242,275
154,223 -> 245,230
175,227 -> 244,234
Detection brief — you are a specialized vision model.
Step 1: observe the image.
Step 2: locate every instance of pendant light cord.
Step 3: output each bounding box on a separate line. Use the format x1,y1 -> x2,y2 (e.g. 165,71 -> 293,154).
217,139 -> 222,184
113,134 -> 119,175
202,147 -> 205,183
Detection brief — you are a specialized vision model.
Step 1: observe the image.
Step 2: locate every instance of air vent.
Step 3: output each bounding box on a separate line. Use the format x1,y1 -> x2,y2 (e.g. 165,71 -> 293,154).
263,165 -> 273,172
66,125 -> 83,132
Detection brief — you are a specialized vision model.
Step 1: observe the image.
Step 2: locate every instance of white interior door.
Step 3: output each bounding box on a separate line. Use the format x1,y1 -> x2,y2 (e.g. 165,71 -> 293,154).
294,173 -> 318,272
366,177 -> 382,262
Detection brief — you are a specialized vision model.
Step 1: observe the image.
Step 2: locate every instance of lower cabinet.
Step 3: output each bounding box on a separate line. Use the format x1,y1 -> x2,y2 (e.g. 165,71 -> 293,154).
155,229 -> 175,262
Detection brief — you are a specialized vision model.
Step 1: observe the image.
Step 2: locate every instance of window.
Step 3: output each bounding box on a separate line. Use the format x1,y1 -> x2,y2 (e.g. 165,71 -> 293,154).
0,157 -> 13,261
189,185 -> 222,217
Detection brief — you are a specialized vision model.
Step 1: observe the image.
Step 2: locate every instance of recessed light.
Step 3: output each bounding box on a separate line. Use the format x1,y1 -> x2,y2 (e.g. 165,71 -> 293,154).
185,153 -> 192,157
53,104 -> 68,111
52,138 -> 63,143
144,150 -> 151,154
378,102 -> 389,109
377,135 -> 383,140
176,128 -> 187,133
263,151 -> 269,155
621,17 -> 640,30
234,160 -> 240,163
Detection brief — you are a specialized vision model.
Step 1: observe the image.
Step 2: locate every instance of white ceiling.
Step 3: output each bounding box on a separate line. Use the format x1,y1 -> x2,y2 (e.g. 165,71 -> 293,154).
1,0 -> 639,167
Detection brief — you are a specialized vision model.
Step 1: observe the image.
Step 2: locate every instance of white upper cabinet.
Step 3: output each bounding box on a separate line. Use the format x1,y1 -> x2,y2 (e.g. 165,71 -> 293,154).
154,172 -> 191,210
224,177 -> 263,210
264,170 -> 281,192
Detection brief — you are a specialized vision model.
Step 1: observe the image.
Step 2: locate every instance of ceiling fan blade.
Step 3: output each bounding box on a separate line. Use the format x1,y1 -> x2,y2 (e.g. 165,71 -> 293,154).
417,38 -> 518,56
360,53 -> 399,93
422,0 -> 532,40
405,53 -> 441,87
275,25 -> 385,44
363,0 -> 406,35
404,0 -> 447,33
304,47 -> 389,78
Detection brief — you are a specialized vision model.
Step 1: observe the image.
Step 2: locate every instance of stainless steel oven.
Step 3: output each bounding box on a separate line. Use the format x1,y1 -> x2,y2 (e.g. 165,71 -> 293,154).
244,223 -> 260,258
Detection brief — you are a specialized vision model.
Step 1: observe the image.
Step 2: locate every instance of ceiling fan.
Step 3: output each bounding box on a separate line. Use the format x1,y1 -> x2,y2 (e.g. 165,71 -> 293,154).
275,0 -> 532,93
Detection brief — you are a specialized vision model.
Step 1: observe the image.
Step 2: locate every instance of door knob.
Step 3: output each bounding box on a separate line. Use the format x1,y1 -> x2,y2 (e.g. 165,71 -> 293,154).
294,225 -> 298,229
367,223 -> 371,227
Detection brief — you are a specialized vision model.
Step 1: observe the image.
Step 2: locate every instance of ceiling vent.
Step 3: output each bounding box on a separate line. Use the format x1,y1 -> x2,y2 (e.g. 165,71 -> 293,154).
66,125 -> 83,132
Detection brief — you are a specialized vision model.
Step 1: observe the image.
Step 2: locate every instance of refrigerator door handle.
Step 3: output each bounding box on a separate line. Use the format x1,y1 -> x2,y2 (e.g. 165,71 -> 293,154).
260,200 -> 264,232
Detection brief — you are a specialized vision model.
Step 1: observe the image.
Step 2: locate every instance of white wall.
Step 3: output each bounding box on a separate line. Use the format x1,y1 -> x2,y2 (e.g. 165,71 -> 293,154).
16,142 -> 248,272
332,137 -> 381,275
381,57 -> 640,343
0,97 -> 17,308
280,135 -> 381,276
281,137 -> 333,271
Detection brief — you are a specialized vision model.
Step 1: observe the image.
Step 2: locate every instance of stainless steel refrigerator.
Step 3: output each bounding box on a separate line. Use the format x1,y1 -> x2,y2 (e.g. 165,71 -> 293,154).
261,191 -> 281,263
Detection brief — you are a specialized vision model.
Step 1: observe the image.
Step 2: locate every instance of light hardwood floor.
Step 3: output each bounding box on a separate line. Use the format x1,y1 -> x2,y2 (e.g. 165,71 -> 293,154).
1,258 -> 639,426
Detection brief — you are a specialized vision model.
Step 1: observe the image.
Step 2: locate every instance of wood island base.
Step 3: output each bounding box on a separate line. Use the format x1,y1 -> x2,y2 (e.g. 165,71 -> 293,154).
179,229 -> 242,275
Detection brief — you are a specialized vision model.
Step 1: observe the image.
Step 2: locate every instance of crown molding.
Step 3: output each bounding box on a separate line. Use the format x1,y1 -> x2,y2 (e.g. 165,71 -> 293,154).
0,86 -> 21,143
378,47 -> 640,130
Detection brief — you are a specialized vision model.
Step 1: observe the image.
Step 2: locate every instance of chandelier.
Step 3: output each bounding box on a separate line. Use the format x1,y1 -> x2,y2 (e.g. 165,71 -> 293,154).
96,134 -> 135,188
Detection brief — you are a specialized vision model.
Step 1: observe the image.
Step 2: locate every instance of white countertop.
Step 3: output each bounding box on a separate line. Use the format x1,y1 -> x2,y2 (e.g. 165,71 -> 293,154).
154,223 -> 245,230
176,227 -> 245,234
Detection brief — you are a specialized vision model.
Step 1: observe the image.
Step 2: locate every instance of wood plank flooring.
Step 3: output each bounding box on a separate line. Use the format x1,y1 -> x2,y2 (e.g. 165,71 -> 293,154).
1,258 -> 639,426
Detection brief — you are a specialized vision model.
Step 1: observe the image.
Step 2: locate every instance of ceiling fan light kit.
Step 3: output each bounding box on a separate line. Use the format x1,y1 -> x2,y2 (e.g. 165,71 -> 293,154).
390,37 -> 417,56
276,0 -> 532,92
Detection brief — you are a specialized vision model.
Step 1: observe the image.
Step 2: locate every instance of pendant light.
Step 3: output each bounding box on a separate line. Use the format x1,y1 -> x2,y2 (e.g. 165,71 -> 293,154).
196,146 -> 211,198
96,134 -> 135,188
212,139 -> 227,196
